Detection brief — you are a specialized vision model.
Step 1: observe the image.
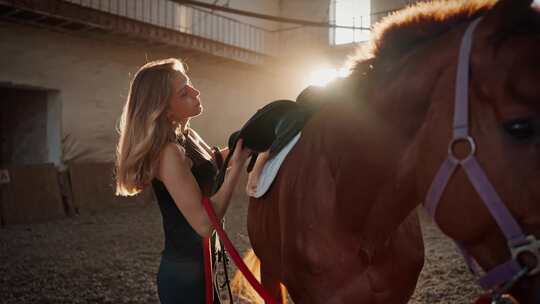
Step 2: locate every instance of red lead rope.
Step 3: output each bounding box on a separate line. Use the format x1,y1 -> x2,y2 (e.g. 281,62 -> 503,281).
201,197 -> 278,304
474,295 -> 491,304
203,236 -> 213,304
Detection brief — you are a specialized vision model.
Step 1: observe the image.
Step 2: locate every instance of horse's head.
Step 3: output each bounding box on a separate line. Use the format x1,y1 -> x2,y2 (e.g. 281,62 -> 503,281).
417,0 -> 540,301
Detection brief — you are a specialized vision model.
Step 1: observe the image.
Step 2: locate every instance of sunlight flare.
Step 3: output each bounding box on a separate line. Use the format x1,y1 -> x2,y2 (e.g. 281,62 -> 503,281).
306,67 -> 349,87
533,0 -> 540,11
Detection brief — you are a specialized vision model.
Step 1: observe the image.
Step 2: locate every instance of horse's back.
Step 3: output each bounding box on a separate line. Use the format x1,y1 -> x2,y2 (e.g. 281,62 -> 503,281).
249,101 -> 424,303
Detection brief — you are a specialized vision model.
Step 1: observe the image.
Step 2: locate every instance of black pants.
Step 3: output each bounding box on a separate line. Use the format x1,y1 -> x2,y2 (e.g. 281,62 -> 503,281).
157,256 -> 205,304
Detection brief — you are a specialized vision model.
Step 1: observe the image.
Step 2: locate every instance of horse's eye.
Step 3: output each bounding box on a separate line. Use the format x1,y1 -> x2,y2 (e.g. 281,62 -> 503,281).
502,119 -> 536,141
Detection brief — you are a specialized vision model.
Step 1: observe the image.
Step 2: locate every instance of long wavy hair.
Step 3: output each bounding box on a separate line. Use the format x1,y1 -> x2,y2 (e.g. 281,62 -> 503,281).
115,58 -> 186,196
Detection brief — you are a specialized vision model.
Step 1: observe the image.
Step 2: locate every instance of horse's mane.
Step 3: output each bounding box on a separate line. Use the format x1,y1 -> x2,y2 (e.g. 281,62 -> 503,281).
350,0 -> 497,75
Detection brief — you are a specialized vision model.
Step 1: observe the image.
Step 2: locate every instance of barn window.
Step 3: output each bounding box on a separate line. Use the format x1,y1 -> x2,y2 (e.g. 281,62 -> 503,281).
329,0 -> 371,45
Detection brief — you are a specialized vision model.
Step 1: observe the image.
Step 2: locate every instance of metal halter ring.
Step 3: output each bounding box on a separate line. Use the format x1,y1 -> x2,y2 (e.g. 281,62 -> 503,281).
448,136 -> 476,161
510,235 -> 540,276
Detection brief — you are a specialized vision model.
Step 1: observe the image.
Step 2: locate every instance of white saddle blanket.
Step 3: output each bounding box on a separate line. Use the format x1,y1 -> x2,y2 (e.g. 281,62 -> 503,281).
247,133 -> 301,198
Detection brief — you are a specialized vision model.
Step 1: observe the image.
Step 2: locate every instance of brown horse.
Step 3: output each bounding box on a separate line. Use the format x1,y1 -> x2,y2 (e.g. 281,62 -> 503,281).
234,0 -> 540,303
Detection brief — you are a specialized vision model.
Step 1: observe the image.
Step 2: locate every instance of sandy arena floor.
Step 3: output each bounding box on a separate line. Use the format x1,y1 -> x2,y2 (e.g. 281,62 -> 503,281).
0,198 -> 481,304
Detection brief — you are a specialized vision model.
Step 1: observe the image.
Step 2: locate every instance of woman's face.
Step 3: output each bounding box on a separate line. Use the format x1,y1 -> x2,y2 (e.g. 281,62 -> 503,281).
167,73 -> 202,123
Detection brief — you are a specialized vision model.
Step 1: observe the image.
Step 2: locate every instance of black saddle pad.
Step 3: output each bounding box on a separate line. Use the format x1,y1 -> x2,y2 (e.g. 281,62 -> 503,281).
227,100 -> 303,154
212,86 -> 323,194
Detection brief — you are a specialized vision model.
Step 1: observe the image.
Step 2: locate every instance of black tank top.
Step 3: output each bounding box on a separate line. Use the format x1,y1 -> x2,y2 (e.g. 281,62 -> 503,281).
152,130 -> 219,261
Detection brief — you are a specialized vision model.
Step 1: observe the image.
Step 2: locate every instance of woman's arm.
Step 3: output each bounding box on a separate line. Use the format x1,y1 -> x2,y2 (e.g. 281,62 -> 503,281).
210,140 -> 249,218
158,141 -> 249,237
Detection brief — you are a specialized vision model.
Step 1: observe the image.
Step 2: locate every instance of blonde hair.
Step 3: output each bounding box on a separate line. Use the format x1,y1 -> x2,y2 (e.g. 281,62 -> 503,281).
115,58 -> 186,196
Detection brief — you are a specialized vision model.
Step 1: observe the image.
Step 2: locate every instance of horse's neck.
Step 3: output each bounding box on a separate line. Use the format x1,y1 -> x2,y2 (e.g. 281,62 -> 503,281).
358,26 -> 466,246
367,26 -> 464,139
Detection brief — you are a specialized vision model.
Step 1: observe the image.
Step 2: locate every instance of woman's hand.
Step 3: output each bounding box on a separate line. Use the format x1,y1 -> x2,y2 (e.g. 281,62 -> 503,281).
219,147 -> 229,161
229,139 -> 251,168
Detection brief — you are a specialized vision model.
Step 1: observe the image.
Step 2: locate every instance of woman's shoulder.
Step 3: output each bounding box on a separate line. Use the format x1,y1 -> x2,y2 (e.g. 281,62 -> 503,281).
162,141 -> 185,154
158,143 -> 193,171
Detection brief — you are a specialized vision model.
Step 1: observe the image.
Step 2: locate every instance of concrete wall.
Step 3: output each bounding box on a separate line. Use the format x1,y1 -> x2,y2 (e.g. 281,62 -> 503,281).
371,0 -> 421,23
69,162 -> 154,214
371,0 -> 405,16
278,0 -> 331,58
0,164 -> 65,225
0,23 -> 292,163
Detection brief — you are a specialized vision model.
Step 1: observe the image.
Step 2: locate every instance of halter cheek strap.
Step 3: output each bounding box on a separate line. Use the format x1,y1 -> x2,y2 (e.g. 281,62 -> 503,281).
424,17 -> 540,292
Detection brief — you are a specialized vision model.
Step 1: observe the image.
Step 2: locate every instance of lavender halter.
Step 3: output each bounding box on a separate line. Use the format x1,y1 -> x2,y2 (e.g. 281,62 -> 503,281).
424,18 -> 540,292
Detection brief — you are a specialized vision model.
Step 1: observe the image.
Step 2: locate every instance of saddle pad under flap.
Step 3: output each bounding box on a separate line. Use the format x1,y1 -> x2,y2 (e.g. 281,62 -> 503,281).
250,132 -> 301,198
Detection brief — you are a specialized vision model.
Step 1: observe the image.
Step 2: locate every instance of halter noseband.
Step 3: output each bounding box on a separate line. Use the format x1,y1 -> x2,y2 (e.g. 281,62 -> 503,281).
424,17 -> 540,295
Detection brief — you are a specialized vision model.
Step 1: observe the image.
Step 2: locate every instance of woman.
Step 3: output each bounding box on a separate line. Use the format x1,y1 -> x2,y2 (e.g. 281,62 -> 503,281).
115,58 -> 250,303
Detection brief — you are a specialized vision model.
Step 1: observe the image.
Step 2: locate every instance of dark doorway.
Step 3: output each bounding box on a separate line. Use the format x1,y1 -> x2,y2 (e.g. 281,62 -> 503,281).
0,88 -> 48,166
